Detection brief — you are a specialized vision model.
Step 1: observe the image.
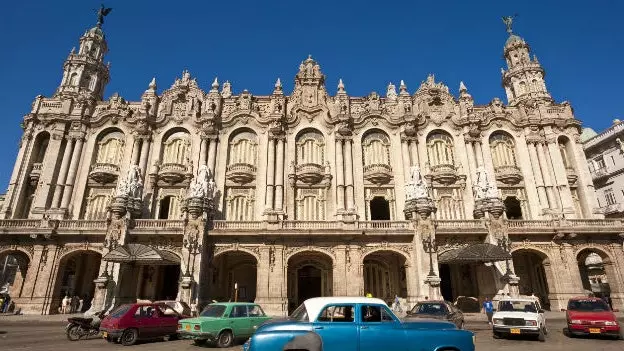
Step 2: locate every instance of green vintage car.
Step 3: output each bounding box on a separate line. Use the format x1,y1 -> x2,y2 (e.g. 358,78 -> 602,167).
178,302 -> 271,347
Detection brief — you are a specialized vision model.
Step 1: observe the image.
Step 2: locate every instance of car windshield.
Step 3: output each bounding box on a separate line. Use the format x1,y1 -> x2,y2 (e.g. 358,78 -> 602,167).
109,305 -> 131,318
200,304 -> 227,317
498,300 -> 537,313
289,303 -> 309,322
411,303 -> 448,315
568,299 -> 610,312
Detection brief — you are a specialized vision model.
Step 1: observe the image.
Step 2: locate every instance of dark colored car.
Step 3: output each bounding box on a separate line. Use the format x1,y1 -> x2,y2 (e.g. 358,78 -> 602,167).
566,297 -> 622,339
99,303 -> 182,346
405,300 -> 465,329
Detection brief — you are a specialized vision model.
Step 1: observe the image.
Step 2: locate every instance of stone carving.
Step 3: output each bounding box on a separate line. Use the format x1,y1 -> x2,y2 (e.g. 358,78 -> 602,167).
616,138 -> 624,153
188,165 -> 216,200
116,165 -> 143,199
473,167 -> 498,200
386,82 -> 397,101
405,166 -> 429,201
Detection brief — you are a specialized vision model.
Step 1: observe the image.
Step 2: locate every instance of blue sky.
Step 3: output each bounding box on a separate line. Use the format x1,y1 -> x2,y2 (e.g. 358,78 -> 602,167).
0,0 -> 622,189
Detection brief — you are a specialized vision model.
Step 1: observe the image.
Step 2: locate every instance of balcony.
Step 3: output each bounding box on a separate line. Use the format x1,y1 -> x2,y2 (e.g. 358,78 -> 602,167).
88,163 -> 120,184
429,163 -> 458,185
363,163 -> 393,185
591,167 -> 609,182
566,167 -> 578,185
494,165 -> 523,185
295,163 -> 324,184
601,203 -> 624,216
158,163 -> 188,184
225,163 -> 256,184
29,162 -> 43,186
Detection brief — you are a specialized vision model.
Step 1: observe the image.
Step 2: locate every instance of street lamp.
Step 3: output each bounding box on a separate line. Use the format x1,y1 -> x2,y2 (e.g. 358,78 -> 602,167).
422,236 -> 437,277
183,236 -> 202,277
497,236 -> 513,276
100,237 -> 118,278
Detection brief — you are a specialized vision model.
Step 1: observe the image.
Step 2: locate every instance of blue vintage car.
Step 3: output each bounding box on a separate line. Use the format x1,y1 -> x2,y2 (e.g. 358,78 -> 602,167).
243,297 -> 475,351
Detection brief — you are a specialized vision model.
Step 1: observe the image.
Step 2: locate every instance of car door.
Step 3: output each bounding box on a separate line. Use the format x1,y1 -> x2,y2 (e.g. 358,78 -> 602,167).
247,304 -> 269,334
358,304 -> 406,351
134,305 -> 159,338
312,304 -> 358,351
156,305 -> 178,335
228,305 -> 251,338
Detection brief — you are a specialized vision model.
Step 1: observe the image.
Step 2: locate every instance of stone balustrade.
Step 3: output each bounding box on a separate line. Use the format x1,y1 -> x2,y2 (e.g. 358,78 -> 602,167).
57,220 -> 108,230
133,219 -> 185,230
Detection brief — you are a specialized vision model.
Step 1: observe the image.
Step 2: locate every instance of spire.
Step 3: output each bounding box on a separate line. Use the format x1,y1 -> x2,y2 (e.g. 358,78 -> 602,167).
399,80 -> 409,96
210,77 -> 219,92
148,77 -> 157,91
273,78 -> 283,95
459,81 -> 467,92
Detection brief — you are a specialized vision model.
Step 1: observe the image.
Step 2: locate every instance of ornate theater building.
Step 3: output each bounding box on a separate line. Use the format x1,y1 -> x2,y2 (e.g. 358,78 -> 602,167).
0,16 -> 623,315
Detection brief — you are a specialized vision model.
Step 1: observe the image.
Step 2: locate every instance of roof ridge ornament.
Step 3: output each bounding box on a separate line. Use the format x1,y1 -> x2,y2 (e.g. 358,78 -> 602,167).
96,4 -> 113,28
502,14 -> 518,34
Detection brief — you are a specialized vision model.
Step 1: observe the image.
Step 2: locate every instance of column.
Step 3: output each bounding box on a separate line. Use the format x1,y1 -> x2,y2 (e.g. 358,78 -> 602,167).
536,142 -> 558,210
335,139 -> 345,211
31,132 -> 64,213
528,142 -> 549,208
131,137 -> 141,166
475,142 -> 484,167
139,137 -> 151,177
401,139 -> 411,181
275,137 -> 285,211
546,140 -> 575,215
465,141 -> 477,176
207,137 -> 218,175
198,138 -> 207,166
60,137 -> 84,209
51,139 -> 74,208
409,140 -> 419,167
344,139 -> 354,211
265,138 -> 276,211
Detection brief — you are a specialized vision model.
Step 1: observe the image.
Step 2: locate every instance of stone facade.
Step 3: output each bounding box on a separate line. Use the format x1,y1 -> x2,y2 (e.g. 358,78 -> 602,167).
1,19 -> 624,316
582,120 -> 624,218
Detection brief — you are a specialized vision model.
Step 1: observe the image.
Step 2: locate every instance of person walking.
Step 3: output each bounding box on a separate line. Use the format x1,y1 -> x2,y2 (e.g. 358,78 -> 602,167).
482,297 -> 494,325
393,295 -> 403,313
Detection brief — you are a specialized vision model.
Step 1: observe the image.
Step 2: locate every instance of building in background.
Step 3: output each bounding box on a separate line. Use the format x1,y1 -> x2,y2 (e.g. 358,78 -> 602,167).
0,13 -> 623,315
582,120 -> 624,218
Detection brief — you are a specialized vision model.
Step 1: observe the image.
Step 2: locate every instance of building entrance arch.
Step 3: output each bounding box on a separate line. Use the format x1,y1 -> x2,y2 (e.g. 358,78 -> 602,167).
362,250 -> 407,302
512,249 -> 554,310
210,251 -> 257,302
576,248 -> 621,308
287,251 -> 333,312
52,250 -> 101,314
0,250 -> 30,299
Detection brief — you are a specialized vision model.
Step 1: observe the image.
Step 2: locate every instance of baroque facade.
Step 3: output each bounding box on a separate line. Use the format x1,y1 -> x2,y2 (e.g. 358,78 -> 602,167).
1,18 -> 624,316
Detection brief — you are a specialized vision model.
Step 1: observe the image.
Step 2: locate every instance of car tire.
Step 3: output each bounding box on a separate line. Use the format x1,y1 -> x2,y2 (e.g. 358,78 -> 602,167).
493,331 -> 501,339
217,330 -> 234,348
66,325 -> 81,341
538,327 -> 546,342
167,333 -> 178,341
121,328 -> 139,346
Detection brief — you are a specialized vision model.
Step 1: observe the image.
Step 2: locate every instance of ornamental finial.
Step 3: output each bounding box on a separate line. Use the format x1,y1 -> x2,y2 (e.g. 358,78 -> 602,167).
502,14 -> 518,34
96,4 -> 113,28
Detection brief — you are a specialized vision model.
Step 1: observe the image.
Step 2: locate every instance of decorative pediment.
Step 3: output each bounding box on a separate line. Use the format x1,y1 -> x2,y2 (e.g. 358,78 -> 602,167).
157,70 -> 205,124
289,56 -> 328,113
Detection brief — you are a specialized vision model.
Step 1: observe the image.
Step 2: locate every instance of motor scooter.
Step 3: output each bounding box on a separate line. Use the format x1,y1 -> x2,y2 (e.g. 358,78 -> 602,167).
65,311 -> 106,341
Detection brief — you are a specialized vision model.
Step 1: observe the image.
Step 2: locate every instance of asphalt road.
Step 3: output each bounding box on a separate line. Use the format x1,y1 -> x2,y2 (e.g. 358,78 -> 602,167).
0,318 -> 621,350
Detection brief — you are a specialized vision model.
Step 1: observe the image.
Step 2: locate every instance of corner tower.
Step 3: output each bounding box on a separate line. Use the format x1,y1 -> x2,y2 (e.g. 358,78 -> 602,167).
54,10 -> 111,100
501,16 -> 552,106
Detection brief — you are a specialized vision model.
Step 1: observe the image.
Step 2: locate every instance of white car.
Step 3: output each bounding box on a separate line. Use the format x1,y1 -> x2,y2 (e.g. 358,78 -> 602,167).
492,298 -> 547,342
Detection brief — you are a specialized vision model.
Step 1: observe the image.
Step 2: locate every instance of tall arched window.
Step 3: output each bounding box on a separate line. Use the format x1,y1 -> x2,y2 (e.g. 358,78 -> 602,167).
95,131 -> 125,165
225,190 -> 255,221
85,194 -> 111,220
362,131 -> 391,167
426,132 -> 455,167
489,132 -> 518,169
162,131 -> 191,166
158,195 -> 180,219
69,73 -> 78,86
228,131 -> 258,167
296,130 -> 325,165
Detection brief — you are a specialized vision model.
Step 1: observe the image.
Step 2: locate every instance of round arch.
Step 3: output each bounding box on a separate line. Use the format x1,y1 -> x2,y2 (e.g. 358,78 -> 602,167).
213,247 -> 260,261
210,250 -> 258,303
511,248 -> 556,309
51,249 -> 102,314
362,249 -> 408,301
285,247 -> 335,262
0,250 -> 31,299
575,247 -> 620,306
287,250 -> 334,312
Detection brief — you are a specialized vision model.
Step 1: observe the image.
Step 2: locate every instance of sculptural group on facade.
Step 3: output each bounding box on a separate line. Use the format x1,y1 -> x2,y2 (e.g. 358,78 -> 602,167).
187,165 -> 216,200
473,166 -> 499,200
115,165 -> 143,199
405,166 -> 429,201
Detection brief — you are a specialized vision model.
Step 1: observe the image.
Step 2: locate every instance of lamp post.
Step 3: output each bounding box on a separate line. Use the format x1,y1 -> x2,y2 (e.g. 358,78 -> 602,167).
100,237 -> 118,278
497,236 -> 513,276
422,236 -> 437,277
183,236 -> 202,277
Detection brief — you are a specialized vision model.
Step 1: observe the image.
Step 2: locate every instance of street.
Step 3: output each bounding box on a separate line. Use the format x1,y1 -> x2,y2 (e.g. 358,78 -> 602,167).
0,316 -> 621,350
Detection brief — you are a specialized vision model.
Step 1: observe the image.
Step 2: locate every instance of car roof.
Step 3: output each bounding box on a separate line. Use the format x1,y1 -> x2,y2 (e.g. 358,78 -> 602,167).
210,302 -> 258,306
569,296 -> 603,301
303,297 -> 388,321
498,298 -> 536,303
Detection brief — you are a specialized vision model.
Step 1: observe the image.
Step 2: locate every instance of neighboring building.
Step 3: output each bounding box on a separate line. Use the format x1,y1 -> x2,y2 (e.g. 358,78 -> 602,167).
582,120 -> 624,218
0,15 -> 623,315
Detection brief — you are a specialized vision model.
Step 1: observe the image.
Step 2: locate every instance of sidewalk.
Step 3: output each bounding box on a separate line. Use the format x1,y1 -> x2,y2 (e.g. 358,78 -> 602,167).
0,313 -> 82,322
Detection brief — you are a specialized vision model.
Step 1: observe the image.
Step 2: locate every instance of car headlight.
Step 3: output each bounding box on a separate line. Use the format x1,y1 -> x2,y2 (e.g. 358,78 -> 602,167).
493,318 -> 503,325
472,335 -> 476,345
525,320 -> 538,326
604,321 -> 618,326
570,319 -> 582,324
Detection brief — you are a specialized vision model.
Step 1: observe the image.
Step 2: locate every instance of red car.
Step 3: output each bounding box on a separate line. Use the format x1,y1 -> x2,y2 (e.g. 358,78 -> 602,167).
100,303 -> 182,346
566,297 -> 622,339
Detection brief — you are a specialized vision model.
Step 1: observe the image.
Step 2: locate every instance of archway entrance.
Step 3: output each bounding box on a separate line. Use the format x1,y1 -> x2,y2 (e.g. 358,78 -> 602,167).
210,251 -> 257,302
576,249 -> 616,306
53,251 -> 101,313
362,251 -> 407,302
504,196 -> 523,219
287,251 -> 333,312
0,251 -> 30,299
512,249 -> 551,310
439,263 -> 453,302
370,197 -> 390,220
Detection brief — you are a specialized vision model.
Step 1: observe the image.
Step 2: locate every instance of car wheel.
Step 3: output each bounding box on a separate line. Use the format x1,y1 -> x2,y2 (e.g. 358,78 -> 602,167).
217,330 -> 234,348
538,327 -> 546,342
121,328 -> 139,346
66,325 -> 81,341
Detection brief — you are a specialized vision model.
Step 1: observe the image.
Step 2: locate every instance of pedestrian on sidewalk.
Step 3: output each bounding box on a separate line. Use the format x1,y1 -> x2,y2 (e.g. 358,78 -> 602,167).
482,297 -> 494,325
393,295 -> 403,313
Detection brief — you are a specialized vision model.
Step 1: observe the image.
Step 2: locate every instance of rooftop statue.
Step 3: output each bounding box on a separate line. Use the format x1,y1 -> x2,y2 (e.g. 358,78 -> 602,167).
96,4 -> 113,27
474,166 -> 499,200
502,14 -> 518,34
188,165 -> 216,200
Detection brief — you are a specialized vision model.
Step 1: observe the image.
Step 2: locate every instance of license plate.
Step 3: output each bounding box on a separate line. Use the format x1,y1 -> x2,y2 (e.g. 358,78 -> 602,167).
185,325 -> 191,331
510,328 -> 521,334
589,328 -> 601,334
102,331 -> 108,338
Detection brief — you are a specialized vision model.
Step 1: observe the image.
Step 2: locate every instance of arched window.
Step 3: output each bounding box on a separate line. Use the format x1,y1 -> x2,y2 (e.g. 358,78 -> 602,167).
88,75 -> 97,91
518,81 -> 526,94
85,194 -> 110,220
158,195 -> 180,219
95,131 -> 125,165
225,191 -> 255,221
162,131 -> 191,165
426,132 -> 454,167
69,73 -> 78,86
228,131 -> 258,166
558,136 -> 572,168
296,130 -> 325,165
362,131 -> 391,167
489,132 -> 518,169
296,190 -> 326,220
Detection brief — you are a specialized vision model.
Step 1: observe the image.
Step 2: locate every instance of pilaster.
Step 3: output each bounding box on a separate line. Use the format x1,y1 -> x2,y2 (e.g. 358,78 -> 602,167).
31,126 -> 65,217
